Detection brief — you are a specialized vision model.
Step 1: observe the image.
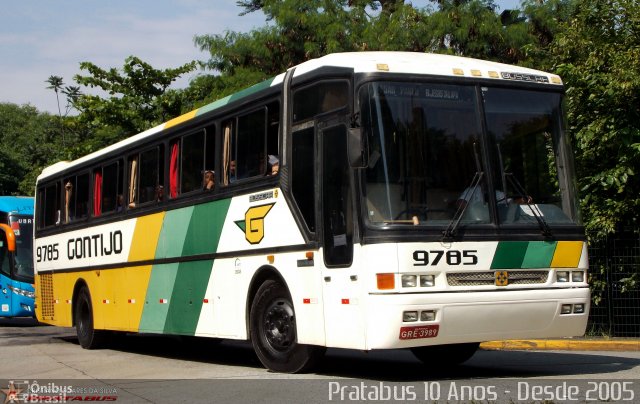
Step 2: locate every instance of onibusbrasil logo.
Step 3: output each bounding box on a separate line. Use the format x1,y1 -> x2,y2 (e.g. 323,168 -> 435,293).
1,380 -> 118,403
235,203 -> 275,244
1,381 -> 23,404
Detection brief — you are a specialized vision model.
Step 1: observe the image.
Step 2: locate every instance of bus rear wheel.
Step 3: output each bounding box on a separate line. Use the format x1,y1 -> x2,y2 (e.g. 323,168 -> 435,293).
411,342 -> 479,366
250,279 -> 324,373
74,287 -> 105,349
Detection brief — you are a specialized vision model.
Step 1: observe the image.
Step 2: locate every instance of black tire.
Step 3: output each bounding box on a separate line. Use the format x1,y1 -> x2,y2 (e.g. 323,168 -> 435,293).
411,342 -> 479,366
250,279 -> 325,373
74,287 -> 105,349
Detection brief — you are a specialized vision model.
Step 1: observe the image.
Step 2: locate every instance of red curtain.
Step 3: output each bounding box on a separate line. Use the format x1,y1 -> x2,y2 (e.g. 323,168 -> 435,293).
170,142 -> 179,199
94,171 -> 102,216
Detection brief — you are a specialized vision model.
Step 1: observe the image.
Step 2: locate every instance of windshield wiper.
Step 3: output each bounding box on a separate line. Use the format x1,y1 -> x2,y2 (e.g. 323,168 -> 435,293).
505,173 -> 553,237
496,143 -> 552,237
442,171 -> 484,241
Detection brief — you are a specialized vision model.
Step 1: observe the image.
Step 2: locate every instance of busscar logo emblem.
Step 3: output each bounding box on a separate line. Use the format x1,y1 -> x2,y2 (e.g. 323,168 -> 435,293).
235,203 -> 275,244
495,271 -> 509,286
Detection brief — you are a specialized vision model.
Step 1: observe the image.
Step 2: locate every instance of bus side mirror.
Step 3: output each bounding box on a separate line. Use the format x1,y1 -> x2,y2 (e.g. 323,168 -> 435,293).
0,223 -> 16,252
348,127 -> 368,168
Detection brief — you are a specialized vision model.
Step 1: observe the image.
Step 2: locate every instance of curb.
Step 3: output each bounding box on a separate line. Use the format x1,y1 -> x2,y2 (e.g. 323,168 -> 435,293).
480,339 -> 640,352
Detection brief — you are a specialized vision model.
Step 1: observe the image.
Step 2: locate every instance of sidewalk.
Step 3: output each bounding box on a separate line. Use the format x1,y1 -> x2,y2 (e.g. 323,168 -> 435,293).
480,338 -> 640,352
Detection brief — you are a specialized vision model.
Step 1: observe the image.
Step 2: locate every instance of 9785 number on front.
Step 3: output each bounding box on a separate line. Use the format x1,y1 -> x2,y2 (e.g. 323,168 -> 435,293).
413,250 -> 478,266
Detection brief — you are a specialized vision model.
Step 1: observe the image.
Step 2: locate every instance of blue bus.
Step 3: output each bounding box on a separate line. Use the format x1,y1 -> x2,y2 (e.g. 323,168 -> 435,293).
0,196 -> 35,317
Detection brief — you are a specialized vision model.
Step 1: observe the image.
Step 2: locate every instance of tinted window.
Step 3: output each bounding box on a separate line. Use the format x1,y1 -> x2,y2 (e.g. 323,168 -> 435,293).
293,81 -> 348,123
291,127 -> 316,232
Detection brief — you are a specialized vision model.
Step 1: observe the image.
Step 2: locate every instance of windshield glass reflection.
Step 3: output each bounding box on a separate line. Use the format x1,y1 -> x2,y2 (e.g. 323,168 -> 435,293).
359,81 -> 579,228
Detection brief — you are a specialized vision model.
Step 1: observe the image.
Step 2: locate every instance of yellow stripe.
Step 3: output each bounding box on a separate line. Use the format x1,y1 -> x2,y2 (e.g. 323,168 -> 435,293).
550,241 -> 583,268
125,265 -> 153,331
164,109 -> 198,129
128,212 -> 165,262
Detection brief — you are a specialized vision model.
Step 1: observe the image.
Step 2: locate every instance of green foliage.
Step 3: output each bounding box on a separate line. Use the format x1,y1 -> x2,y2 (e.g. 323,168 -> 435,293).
0,103 -> 62,195
195,0 -> 357,76
72,56 -> 197,142
548,0 -> 640,237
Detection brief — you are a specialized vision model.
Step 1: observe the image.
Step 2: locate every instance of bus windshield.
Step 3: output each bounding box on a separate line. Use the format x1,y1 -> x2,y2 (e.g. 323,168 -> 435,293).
9,214 -> 34,280
359,81 -> 579,228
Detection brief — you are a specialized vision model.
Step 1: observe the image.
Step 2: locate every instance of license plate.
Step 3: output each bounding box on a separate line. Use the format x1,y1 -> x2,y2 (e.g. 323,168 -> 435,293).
399,324 -> 439,340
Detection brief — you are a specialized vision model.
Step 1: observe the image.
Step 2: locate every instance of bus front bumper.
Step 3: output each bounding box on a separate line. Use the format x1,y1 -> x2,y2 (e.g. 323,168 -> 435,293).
364,287 -> 590,350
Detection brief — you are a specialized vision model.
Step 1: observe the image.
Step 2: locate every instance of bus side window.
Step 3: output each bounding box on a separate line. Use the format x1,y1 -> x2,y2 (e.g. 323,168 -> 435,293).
92,161 -> 122,216
179,129 -> 209,194
223,101 -> 279,185
236,108 -> 266,179
137,145 -> 164,205
100,160 -> 123,214
61,174 -> 89,223
38,183 -> 60,228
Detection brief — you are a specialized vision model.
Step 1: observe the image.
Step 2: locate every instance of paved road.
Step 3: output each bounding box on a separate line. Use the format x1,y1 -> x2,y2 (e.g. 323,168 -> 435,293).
2,318 -> 640,403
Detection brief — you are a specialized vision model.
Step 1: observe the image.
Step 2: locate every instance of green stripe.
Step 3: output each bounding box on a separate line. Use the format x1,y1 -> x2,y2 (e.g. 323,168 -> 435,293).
139,263 -> 179,333
163,260 -> 213,335
182,199 -> 231,256
521,241 -> 557,268
491,241 -> 529,269
155,206 -> 194,259
195,77 -> 276,117
140,198 -> 231,333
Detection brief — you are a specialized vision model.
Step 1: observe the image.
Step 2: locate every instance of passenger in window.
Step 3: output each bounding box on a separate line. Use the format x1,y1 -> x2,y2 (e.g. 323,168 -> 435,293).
203,170 -> 215,191
156,185 -> 164,202
268,155 -> 279,176
228,160 -> 236,182
116,195 -> 124,212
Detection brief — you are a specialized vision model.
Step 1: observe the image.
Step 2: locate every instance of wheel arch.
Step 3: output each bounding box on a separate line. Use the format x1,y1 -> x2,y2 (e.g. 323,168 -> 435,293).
246,265 -> 290,336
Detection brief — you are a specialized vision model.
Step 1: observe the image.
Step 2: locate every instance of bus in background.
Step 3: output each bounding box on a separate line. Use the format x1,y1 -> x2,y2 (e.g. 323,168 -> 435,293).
33,52 -> 589,373
0,196 -> 35,317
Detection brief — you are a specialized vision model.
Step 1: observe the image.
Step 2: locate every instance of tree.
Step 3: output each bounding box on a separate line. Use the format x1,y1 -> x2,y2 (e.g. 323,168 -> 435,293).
548,0 -> 640,237
194,0 -> 542,83
72,56 -> 197,144
196,0 -> 357,77
45,75 -> 64,118
0,103 -> 62,195
45,75 -> 68,148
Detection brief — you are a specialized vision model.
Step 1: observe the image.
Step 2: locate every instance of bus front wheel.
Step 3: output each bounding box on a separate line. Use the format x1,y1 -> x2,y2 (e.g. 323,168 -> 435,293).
250,279 -> 324,373
411,342 -> 479,366
74,287 -> 105,349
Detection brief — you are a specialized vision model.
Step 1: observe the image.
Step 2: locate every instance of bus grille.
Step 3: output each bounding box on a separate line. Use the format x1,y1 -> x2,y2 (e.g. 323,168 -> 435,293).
447,271 -> 549,286
39,273 -> 55,319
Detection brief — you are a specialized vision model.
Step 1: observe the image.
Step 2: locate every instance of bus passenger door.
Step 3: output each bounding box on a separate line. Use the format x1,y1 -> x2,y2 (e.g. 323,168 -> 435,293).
319,121 -> 364,349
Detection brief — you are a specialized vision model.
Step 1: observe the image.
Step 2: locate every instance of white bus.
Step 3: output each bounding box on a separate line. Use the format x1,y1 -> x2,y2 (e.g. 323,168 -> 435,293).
34,52 -> 589,373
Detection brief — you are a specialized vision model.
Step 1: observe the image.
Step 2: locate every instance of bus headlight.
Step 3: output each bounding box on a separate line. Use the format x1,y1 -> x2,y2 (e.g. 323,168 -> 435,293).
420,275 -> 435,287
401,275 -> 417,288
7,285 -> 35,299
420,310 -> 436,321
403,311 -> 418,322
571,271 -> 584,283
556,271 -> 570,283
